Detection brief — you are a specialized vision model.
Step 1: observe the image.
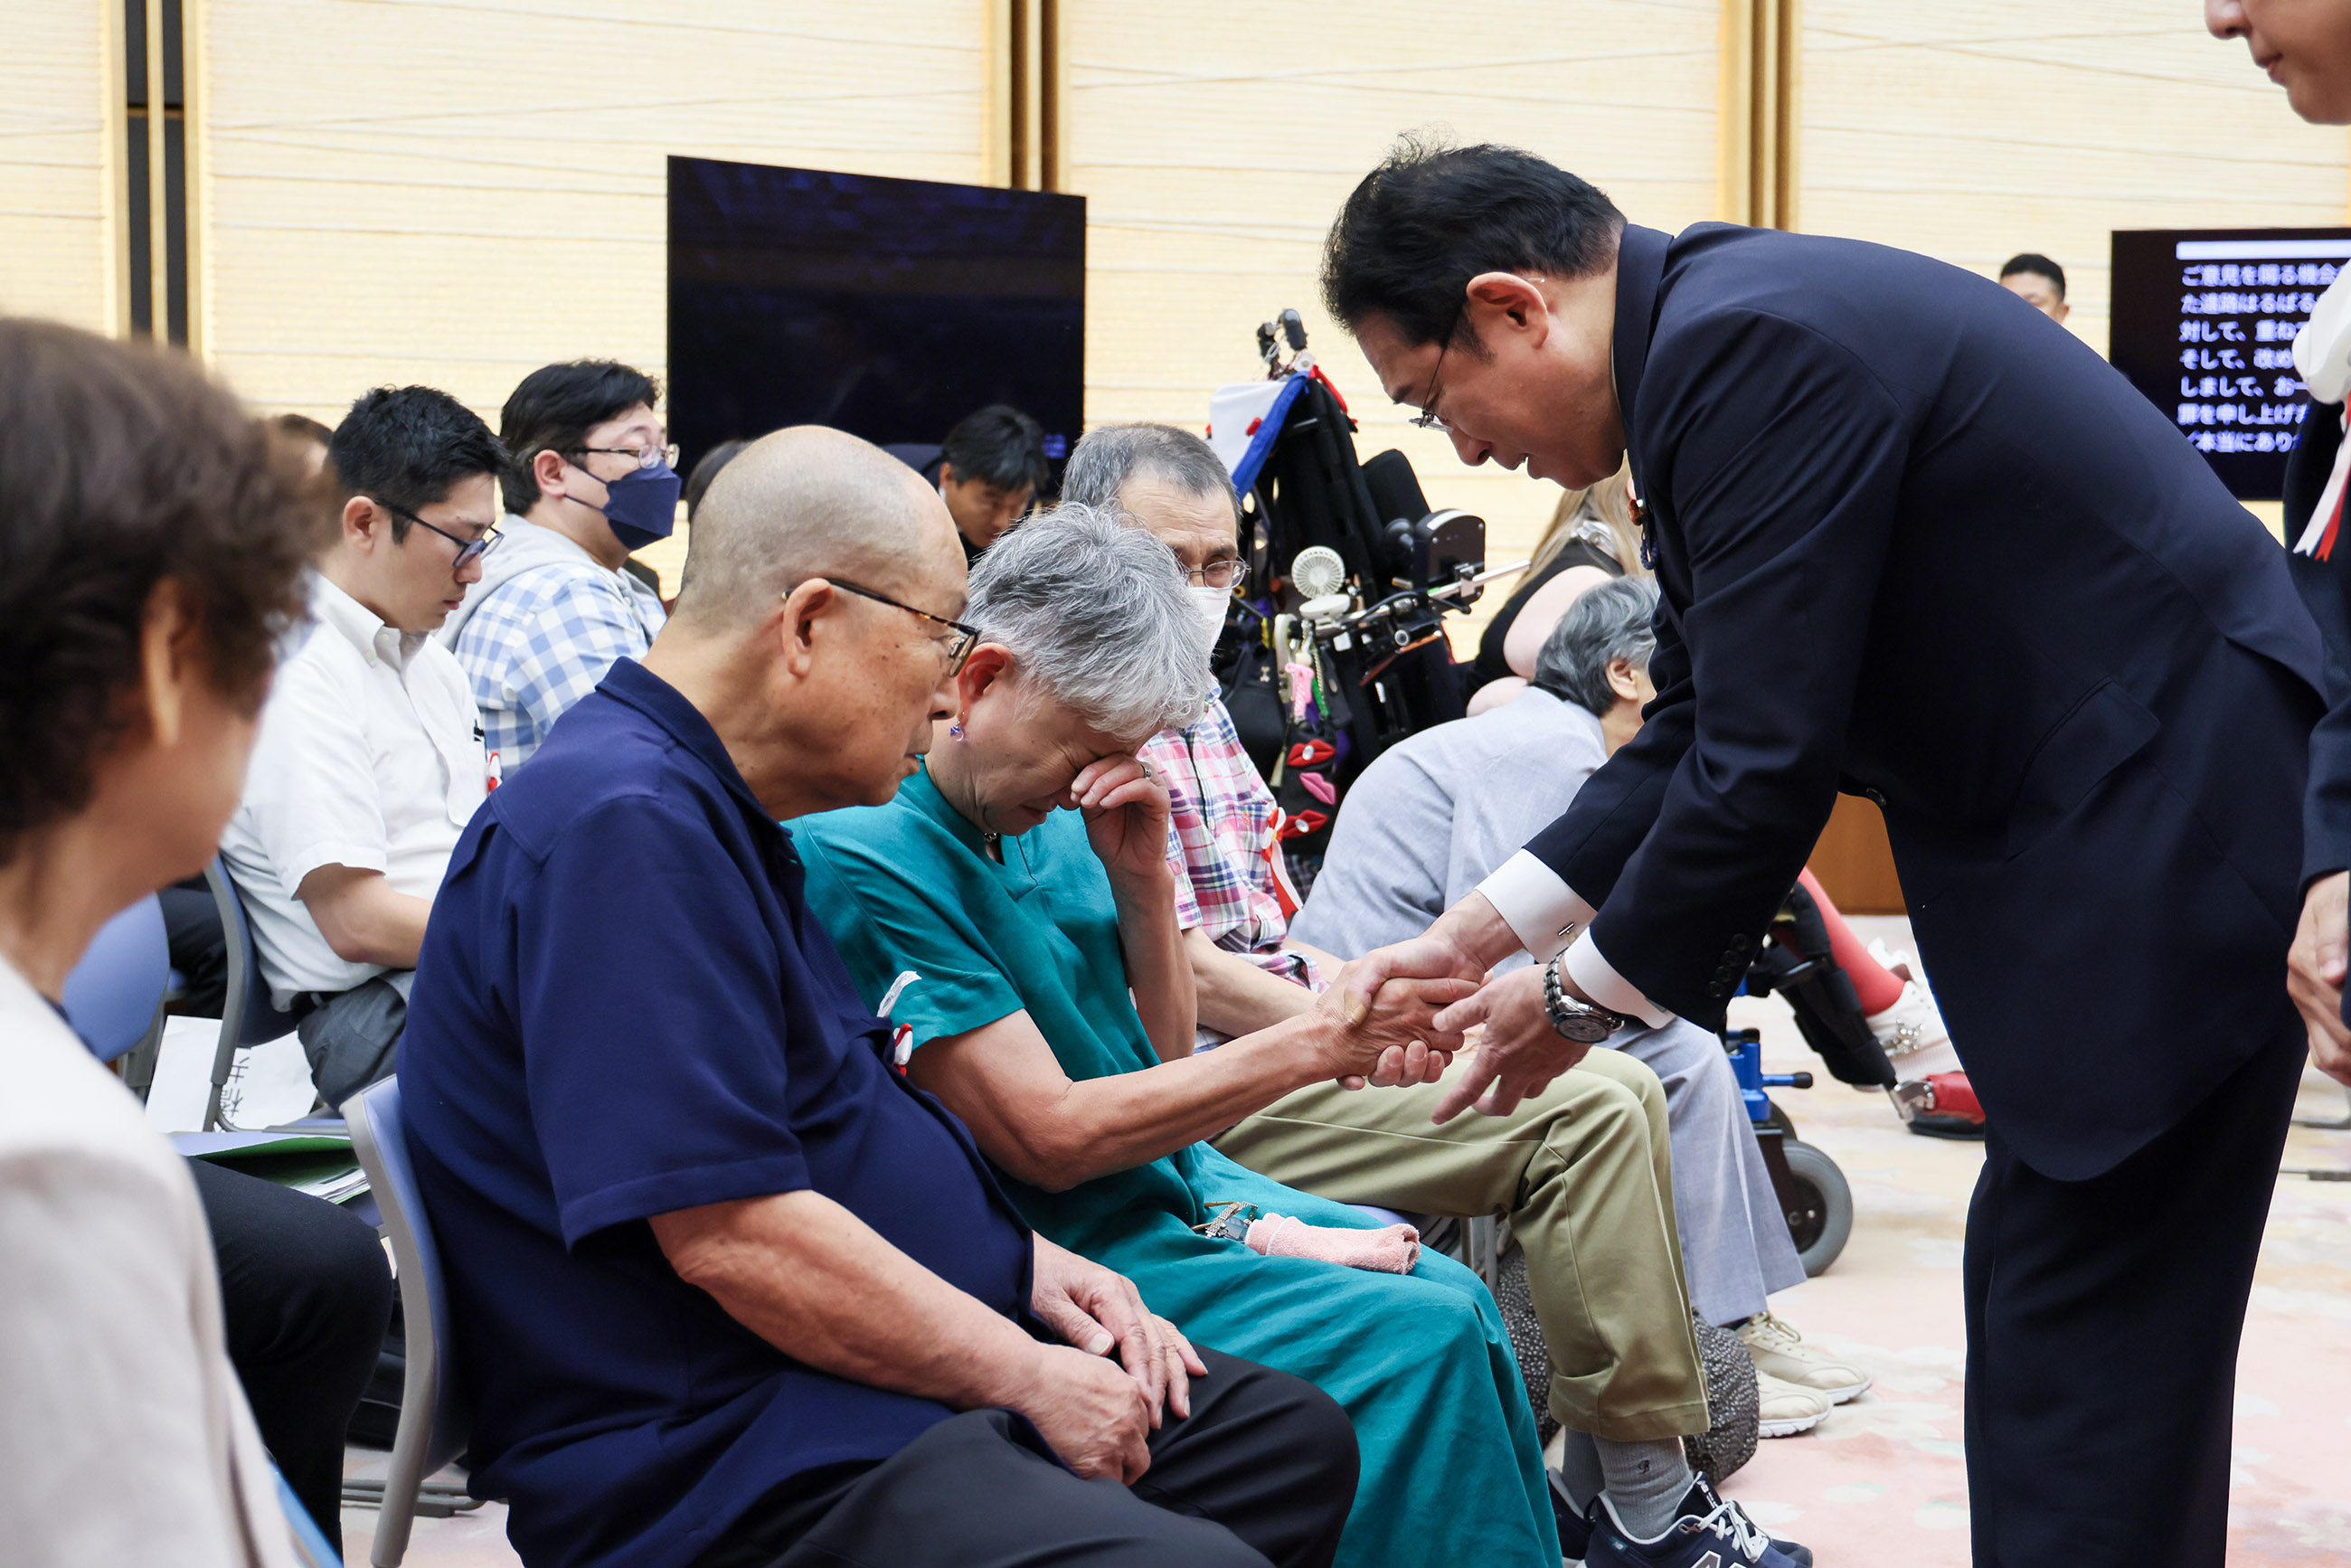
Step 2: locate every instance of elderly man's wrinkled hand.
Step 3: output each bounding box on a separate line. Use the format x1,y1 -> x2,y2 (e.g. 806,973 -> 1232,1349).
1011,1343 -> 1155,1484
1028,1234 -> 1204,1423
2290,871 -> 2351,1084
1316,963 -> 1477,1089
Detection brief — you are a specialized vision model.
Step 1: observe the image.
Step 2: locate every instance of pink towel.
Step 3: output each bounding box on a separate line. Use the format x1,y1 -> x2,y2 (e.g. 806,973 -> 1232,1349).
1243,1213 -> 1421,1274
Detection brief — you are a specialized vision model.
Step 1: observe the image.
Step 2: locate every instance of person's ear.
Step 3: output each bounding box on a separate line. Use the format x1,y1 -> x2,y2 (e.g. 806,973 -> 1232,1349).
953,644 -> 1013,732
2052,300 -> 2071,325
533,447 -> 571,501
771,578 -> 845,681
342,495 -> 383,553
937,461 -> 960,493
137,578 -> 197,750
1605,656 -> 1641,702
1463,270 -> 1554,348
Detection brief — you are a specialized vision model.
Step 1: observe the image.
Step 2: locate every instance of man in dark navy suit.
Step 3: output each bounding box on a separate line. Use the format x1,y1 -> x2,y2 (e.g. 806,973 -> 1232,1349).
1326,138 -> 2325,1568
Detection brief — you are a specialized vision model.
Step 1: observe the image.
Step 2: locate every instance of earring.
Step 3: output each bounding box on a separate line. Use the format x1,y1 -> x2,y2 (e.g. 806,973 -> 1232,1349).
949,723 -> 964,741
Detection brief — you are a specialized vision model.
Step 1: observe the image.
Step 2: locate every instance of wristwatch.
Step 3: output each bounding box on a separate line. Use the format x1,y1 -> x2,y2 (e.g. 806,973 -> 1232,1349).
1543,953 -> 1631,1044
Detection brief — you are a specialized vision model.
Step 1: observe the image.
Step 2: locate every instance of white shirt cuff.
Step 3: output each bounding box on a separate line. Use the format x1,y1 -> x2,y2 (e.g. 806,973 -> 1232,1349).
1477,850 -> 1597,962
1565,936 -> 1675,1028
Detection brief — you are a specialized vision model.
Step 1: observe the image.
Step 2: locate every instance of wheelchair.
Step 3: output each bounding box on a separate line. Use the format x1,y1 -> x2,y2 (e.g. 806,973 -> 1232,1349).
1720,879 -> 1901,1278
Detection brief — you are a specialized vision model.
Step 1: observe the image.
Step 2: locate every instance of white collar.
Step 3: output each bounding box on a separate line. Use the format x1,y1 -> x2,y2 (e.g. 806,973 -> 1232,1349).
308,572 -> 428,671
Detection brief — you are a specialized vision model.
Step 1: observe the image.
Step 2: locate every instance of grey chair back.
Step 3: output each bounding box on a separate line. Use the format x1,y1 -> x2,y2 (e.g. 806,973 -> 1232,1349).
345,1075 -> 469,1567
204,858 -> 297,1129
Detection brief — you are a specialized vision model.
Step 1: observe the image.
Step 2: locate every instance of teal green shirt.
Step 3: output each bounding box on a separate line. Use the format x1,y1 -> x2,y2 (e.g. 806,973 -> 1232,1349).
798,765 -> 1559,1568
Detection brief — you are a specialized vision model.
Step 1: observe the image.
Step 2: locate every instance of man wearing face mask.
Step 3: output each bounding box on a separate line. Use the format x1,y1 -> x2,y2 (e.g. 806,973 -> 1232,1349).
443,360 -> 677,773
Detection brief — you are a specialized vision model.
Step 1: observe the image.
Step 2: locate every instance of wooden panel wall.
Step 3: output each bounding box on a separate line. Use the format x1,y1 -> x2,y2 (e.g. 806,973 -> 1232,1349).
1060,0 -> 1724,656
3,0 -> 117,333
194,0 -> 990,426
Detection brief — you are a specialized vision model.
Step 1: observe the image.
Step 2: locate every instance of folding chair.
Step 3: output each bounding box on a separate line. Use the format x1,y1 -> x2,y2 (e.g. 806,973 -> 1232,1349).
345,1076 -> 477,1564
61,894 -> 172,1099
205,857 -> 299,1129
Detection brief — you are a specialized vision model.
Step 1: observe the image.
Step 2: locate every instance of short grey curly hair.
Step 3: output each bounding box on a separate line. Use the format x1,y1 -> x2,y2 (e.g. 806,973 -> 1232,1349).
1534,574 -> 1659,717
964,501 -> 1209,740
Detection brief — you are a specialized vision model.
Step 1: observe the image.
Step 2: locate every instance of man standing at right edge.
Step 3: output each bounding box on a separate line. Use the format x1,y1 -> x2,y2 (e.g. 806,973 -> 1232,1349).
2208,5 -> 2351,1090
1325,139 -> 2324,1568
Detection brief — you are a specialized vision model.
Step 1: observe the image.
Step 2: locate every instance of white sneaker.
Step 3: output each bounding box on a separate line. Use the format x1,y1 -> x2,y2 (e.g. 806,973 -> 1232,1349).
1865,937 -> 1919,985
1865,978 -> 1960,1078
1754,1370 -> 1831,1437
1740,1313 -> 1874,1404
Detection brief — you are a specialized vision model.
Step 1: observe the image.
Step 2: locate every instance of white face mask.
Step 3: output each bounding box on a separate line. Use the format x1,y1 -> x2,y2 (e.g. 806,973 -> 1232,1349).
1186,584 -> 1231,654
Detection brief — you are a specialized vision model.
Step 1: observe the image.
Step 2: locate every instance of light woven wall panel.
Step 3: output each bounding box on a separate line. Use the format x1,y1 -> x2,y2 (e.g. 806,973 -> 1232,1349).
196,0 -> 989,426
4,0 -> 116,332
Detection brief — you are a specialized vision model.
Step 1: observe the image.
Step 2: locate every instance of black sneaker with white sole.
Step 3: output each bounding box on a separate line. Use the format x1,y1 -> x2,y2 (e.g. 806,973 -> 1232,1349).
1584,1476 -> 1813,1568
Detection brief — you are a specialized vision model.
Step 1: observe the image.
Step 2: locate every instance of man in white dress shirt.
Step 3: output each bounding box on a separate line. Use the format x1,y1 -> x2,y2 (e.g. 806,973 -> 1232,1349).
221,385 -> 505,1109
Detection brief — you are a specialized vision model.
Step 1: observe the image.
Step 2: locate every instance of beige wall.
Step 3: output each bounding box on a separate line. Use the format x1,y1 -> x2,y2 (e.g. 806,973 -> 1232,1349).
195,0 -> 990,429
1063,0 -> 1723,627
3,0 -> 115,333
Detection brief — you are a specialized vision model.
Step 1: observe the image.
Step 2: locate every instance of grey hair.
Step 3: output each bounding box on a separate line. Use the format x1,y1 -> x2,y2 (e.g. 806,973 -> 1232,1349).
1533,575 -> 1660,717
1060,422 -> 1242,522
965,501 -> 1210,739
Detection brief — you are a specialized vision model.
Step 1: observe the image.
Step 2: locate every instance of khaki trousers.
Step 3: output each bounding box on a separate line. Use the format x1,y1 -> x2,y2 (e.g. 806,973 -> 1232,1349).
1212,1047 -> 1709,1441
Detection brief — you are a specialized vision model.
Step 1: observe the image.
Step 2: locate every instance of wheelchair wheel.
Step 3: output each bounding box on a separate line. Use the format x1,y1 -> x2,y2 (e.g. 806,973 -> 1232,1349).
1759,1099 -> 1797,1139
1780,1139 -> 1853,1277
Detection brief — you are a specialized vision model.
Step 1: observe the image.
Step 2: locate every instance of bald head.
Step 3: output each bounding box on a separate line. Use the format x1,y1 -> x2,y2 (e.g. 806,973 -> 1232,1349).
674,426 -> 959,628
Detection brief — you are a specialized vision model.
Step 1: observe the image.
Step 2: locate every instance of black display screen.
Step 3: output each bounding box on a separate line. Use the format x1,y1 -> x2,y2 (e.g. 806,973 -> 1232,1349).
2110,226 -> 2351,501
667,156 -> 1085,481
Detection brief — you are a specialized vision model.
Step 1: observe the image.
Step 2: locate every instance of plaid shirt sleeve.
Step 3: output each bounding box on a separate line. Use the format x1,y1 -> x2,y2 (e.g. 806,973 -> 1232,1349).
1141,706 -> 1323,994
459,569 -> 655,770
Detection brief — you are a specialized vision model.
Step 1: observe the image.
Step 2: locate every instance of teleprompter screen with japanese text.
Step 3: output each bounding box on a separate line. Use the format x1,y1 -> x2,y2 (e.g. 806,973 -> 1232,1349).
2111,226 -> 2351,501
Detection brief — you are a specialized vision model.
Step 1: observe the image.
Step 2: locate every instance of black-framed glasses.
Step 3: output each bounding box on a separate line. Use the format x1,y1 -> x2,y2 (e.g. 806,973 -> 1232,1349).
1409,304 -> 1464,433
1185,558 -> 1251,590
385,505 -> 501,571
571,442 -> 681,471
819,579 -> 981,673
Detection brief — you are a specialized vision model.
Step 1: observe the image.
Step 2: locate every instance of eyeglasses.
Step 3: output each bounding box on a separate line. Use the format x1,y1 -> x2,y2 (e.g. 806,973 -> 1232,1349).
385,505 -> 501,571
1185,558 -> 1251,590
572,442 -> 681,471
1408,304 -> 1465,434
817,579 -> 981,674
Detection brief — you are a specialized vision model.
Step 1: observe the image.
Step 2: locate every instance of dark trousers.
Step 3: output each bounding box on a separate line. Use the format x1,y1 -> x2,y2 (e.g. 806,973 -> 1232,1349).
694,1348 -> 1358,1568
1963,1030 -> 2303,1566
160,875 -> 228,1018
190,1158 -> 396,1558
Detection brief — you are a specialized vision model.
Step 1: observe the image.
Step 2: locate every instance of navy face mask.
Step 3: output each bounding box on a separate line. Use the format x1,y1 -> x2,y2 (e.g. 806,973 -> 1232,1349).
572,458 -> 682,551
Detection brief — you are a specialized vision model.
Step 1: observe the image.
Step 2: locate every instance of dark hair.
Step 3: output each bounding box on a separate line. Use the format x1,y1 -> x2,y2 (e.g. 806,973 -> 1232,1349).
1999,252 -> 2065,299
271,411 -> 335,447
1323,135 -> 1625,353
0,319 -> 329,861
939,403 -> 1048,493
330,385 -> 506,543
498,359 -> 662,514
685,438 -> 747,519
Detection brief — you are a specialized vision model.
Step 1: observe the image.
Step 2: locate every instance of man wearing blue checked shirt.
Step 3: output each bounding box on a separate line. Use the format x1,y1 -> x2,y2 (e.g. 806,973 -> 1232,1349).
443,360 -> 675,773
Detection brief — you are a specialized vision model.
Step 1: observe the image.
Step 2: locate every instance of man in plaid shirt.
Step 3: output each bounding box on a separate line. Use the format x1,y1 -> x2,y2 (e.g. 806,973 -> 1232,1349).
442,361 -> 669,772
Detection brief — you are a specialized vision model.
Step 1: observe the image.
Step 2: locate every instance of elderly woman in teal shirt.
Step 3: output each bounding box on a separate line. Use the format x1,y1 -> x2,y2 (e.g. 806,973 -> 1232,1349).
798,505 -> 1561,1568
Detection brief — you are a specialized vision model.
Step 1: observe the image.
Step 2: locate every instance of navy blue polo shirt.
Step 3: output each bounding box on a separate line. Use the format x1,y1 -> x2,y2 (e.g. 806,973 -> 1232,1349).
401,658 -> 1039,1568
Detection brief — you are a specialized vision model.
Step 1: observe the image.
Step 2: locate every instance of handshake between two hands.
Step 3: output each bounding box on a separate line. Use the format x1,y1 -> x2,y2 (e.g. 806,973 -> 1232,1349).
1311,912 -> 1599,1123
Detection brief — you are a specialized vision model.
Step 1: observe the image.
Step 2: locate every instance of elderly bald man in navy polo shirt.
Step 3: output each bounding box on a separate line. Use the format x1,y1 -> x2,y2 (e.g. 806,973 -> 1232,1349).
400,427 -> 1357,1568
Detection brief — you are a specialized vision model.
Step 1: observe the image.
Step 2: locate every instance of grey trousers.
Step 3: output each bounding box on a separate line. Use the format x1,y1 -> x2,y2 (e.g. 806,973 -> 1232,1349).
295,972 -> 408,1111
1610,1019 -> 1805,1326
